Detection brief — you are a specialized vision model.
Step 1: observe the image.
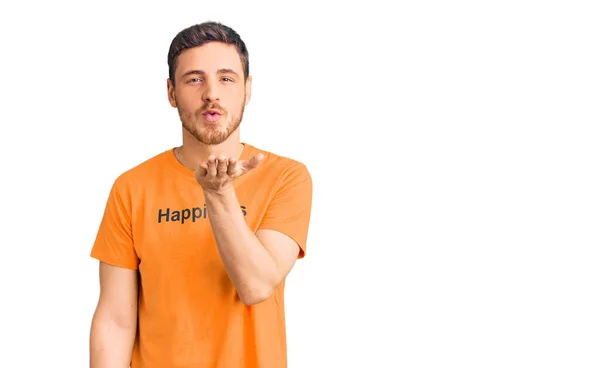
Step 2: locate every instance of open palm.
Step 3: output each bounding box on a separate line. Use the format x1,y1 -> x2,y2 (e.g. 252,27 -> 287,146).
195,153 -> 264,192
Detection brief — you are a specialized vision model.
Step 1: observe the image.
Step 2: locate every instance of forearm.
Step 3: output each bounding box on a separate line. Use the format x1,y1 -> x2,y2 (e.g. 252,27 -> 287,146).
204,186 -> 278,305
90,316 -> 136,368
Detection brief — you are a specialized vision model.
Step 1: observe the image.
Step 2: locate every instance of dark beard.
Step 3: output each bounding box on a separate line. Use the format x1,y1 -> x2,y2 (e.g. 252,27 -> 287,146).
179,103 -> 245,145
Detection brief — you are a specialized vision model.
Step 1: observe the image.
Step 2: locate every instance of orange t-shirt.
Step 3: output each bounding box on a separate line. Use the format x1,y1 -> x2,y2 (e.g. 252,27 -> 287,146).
90,142 -> 313,368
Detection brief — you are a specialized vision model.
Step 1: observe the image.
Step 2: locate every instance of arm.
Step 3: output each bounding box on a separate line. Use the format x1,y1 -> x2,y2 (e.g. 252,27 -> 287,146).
204,186 -> 300,305
89,262 -> 138,368
198,155 -> 313,305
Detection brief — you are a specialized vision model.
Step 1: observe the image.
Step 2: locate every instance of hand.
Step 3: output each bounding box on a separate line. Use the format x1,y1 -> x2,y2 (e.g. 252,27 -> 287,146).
195,153 -> 264,193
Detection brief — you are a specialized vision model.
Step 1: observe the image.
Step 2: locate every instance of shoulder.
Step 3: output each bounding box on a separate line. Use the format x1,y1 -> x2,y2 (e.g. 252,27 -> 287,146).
244,143 -> 311,186
111,148 -> 173,190
245,143 -> 310,176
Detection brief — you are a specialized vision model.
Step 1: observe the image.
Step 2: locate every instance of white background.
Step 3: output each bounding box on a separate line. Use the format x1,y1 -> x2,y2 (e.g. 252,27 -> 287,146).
0,0 -> 599,367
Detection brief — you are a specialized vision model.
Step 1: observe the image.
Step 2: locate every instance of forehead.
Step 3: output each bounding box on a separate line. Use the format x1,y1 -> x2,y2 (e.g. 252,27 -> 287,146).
175,42 -> 243,77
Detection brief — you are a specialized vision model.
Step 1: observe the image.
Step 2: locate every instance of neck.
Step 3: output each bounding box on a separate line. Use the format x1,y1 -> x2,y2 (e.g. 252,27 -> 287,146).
176,129 -> 244,171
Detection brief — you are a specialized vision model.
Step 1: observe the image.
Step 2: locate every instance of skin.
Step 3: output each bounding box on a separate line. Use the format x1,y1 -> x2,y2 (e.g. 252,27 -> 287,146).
176,42 -> 300,305
168,41 -> 251,165
90,263 -> 138,368
90,41 -> 300,366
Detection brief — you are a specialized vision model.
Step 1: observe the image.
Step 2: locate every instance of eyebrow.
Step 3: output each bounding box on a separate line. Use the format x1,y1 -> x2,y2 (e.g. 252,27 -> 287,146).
181,69 -> 240,78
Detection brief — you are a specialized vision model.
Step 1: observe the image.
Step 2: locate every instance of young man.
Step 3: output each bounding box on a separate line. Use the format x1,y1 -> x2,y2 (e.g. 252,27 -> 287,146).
89,21 -> 313,368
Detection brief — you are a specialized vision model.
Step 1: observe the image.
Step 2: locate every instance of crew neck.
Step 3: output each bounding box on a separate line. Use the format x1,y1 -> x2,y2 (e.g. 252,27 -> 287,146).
165,143 -> 253,178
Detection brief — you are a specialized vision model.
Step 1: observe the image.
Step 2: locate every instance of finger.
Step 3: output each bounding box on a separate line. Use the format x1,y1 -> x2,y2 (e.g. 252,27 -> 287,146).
226,157 -> 238,176
207,155 -> 217,177
241,153 -> 265,171
196,162 -> 208,177
217,155 -> 228,176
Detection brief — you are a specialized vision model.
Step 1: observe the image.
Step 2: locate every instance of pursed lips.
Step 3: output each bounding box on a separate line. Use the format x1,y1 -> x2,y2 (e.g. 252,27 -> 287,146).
202,109 -> 223,122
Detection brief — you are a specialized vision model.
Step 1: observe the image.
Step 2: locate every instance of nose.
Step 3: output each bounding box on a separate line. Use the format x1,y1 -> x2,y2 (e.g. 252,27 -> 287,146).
202,79 -> 219,102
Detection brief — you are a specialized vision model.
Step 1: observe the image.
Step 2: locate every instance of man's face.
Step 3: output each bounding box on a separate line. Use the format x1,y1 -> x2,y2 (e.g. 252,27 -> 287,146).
168,42 -> 251,145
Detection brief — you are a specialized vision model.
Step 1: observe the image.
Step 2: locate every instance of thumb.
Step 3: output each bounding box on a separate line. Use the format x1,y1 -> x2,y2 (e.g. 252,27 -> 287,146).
195,162 -> 208,178
242,153 -> 264,171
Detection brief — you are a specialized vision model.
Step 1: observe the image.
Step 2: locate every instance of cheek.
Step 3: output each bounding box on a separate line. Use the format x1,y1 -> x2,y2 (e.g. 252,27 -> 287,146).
234,92 -> 248,107
177,94 -> 201,111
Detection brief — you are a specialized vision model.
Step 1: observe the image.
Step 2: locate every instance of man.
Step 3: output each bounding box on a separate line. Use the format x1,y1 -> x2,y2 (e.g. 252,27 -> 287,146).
89,21 -> 313,368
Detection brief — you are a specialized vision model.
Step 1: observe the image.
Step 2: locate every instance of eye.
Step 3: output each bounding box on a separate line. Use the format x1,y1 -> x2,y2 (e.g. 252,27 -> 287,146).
222,77 -> 234,82
188,78 -> 202,83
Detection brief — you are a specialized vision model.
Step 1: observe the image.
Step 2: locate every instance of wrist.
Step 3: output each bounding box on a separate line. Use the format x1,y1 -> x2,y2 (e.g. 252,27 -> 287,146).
203,184 -> 235,201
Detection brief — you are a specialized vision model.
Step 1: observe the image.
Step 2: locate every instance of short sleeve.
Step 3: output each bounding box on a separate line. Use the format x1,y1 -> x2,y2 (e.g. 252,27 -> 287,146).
258,162 -> 313,258
90,178 -> 139,270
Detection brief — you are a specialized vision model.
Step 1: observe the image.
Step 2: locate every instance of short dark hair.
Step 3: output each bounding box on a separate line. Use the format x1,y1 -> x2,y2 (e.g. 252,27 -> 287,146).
167,21 -> 250,86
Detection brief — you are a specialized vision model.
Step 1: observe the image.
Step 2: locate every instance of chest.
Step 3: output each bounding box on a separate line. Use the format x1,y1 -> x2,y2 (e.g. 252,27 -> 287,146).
129,176 -> 273,267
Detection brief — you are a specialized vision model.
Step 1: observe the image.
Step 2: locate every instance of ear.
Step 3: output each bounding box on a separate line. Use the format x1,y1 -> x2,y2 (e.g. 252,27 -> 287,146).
244,75 -> 252,106
167,78 -> 177,108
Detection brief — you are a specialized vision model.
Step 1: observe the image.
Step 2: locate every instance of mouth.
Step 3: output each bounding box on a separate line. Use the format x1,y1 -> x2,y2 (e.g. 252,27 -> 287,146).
202,109 -> 222,123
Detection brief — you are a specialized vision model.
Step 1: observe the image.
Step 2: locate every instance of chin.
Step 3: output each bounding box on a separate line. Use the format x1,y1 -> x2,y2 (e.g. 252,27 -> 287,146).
197,129 -> 231,145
